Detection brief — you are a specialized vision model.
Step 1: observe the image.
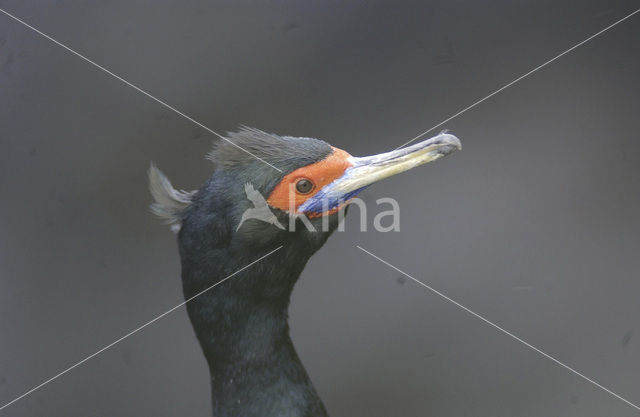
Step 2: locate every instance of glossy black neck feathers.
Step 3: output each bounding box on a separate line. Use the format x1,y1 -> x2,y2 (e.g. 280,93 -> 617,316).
177,152 -> 339,416
179,243 -> 329,417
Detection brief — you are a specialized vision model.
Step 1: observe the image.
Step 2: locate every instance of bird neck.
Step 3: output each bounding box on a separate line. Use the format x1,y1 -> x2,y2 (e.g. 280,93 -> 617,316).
203,304 -> 325,416
180,246 -> 329,417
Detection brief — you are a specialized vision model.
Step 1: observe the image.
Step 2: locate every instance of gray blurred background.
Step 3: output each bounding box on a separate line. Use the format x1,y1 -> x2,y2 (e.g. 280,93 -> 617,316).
1,1 -> 639,416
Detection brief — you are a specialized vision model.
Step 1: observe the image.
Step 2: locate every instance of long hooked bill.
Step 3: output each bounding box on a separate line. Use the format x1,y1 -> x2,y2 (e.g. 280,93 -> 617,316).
298,132 -> 461,214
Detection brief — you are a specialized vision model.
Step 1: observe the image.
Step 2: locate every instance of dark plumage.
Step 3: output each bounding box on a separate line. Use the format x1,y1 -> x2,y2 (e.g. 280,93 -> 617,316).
208,126 -> 332,172
150,127 -> 461,416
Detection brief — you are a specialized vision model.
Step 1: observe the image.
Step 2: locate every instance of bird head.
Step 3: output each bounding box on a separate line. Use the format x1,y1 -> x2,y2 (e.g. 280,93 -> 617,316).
149,127 -> 461,280
150,127 -> 461,254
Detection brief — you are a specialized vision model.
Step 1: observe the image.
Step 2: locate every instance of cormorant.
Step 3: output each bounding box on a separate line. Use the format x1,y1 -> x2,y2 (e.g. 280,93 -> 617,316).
149,127 -> 460,417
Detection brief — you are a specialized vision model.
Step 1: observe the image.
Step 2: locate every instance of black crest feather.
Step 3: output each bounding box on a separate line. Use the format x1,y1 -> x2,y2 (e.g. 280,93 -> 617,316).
207,126 -> 332,173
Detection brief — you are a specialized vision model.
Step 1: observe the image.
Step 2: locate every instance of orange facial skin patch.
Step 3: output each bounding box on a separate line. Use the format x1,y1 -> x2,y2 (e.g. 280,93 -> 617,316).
267,147 -> 352,213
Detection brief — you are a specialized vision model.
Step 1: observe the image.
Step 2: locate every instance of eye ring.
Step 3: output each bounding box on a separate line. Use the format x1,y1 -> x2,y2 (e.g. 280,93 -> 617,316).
295,178 -> 314,194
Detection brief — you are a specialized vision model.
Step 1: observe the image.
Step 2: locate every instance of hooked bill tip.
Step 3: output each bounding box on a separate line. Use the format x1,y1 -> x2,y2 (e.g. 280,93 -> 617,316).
434,133 -> 462,151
